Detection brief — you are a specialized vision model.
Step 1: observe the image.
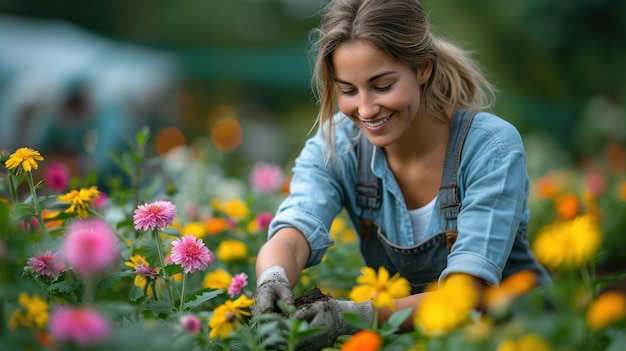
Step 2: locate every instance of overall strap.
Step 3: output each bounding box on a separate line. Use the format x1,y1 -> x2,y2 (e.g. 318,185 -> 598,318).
439,109 -> 477,250
356,132 -> 381,210
356,132 -> 381,240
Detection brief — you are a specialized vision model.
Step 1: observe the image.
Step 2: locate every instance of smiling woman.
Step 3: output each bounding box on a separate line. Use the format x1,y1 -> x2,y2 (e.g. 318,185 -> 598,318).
251,0 -> 550,350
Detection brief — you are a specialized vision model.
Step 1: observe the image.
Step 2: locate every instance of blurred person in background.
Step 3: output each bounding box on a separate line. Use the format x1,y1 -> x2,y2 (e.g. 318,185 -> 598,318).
0,14 -> 178,188
252,0 -> 550,349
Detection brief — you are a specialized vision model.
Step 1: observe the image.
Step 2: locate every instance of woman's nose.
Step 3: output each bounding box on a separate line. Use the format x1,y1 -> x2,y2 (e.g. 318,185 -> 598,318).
357,94 -> 379,120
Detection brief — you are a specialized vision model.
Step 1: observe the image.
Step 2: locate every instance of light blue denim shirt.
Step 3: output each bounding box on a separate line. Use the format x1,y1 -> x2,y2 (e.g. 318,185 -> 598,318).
269,111 -> 547,286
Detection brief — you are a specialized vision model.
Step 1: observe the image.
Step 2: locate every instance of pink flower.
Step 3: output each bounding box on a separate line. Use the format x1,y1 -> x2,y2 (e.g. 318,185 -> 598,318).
92,192 -> 108,211
61,219 -> 119,277
45,162 -> 70,191
228,272 -> 248,297
256,211 -> 274,231
170,234 -> 214,274
135,264 -> 159,280
49,306 -> 110,347
249,161 -> 285,194
26,250 -> 65,280
133,200 -> 177,231
179,314 -> 202,334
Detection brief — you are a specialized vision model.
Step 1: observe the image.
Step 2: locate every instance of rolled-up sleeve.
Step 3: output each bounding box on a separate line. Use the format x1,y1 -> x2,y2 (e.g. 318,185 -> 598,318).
440,116 -> 529,286
268,126 -> 349,267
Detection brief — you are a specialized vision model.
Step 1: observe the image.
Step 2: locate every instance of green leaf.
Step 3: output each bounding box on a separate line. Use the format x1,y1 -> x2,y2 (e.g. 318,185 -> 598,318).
383,307 -> 412,333
162,264 -> 183,277
146,300 -> 174,315
341,311 -> 371,330
183,289 -> 224,309
48,281 -> 82,294
135,126 -> 150,148
160,227 -> 182,237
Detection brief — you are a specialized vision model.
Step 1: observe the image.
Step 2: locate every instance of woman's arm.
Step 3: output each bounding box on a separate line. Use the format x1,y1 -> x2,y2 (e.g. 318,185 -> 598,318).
379,273 -> 487,331
255,227 -> 312,287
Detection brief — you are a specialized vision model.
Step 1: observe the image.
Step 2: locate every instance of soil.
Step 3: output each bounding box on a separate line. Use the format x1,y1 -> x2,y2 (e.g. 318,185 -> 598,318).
295,287 -> 332,308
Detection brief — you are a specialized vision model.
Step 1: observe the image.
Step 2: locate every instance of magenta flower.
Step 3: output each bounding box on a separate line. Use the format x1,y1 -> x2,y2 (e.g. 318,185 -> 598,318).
256,211 -> 274,231
133,200 -> 177,231
228,272 -> 248,298
170,234 -> 214,274
26,250 -> 65,280
249,161 -> 285,194
179,314 -> 202,334
49,306 -> 110,347
44,162 -> 71,191
61,219 -> 119,277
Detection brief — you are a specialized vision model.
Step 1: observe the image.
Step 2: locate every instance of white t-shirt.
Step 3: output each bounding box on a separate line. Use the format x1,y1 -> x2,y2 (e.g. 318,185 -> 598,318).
409,196 -> 437,244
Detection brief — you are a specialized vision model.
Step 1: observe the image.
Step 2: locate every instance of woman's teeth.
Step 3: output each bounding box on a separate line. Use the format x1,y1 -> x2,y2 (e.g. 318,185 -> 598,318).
364,116 -> 390,128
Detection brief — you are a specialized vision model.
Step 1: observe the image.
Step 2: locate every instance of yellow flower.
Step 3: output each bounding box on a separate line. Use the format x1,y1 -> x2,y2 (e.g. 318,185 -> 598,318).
203,268 -> 233,290
586,290 -> 626,330
5,147 -> 43,173
208,295 -> 254,339
57,186 -> 100,218
216,240 -> 248,262
348,266 -> 411,310
125,254 -> 149,269
496,333 -> 552,351
8,293 -> 49,330
414,274 -> 478,337
219,198 -> 249,221
183,221 -> 206,239
532,214 -> 601,270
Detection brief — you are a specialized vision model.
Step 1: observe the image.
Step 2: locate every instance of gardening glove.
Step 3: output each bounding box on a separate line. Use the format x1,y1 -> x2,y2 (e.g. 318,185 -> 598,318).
294,299 -> 373,351
251,265 -> 295,316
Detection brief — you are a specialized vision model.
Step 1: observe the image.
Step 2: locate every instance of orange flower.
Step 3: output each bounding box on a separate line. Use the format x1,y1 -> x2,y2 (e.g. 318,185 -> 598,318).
587,290 -> 626,330
554,193 -> 579,221
341,330 -> 381,351
205,218 -> 230,235
534,175 -> 559,200
485,270 -> 537,313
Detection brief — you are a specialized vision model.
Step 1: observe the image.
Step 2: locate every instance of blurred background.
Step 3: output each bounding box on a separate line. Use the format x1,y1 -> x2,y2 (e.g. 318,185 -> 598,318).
0,0 -> 624,184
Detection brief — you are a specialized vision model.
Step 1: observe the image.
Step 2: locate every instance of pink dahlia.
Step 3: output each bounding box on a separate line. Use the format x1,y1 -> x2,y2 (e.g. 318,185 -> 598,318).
228,272 -> 248,298
49,306 -> 110,347
26,250 -> 65,280
170,234 -> 214,274
249,161 -> 285,194
179,314 -> 202,334
133,200 -> 177,231
61,219 -> 119,277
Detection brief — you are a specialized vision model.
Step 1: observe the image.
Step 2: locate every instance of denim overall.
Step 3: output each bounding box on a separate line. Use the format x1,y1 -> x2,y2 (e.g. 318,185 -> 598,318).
356,109 -> 476,294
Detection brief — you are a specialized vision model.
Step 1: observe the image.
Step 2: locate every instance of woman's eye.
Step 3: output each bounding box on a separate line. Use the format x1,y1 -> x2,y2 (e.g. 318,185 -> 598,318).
340,89 -> 357,95
375,84 -> 392,92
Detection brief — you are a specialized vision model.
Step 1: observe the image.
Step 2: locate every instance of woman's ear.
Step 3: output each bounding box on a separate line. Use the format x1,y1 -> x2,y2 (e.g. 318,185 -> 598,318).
418,59 -> 433,84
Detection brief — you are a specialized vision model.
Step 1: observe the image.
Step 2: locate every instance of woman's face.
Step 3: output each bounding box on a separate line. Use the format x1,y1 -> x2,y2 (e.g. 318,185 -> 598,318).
332,40 -> 431,148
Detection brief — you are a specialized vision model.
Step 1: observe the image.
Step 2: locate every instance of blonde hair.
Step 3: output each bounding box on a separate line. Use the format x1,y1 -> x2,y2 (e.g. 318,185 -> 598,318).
310,0 -> 496,160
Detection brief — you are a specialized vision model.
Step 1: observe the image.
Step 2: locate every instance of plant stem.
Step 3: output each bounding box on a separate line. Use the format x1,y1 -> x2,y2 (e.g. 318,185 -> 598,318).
26,173 -> 49,237
153,229 -> 176,309
179,273 -> 187,312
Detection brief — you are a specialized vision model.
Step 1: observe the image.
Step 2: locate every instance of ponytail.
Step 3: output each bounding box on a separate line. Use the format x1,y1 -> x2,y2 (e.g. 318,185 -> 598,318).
425,36 -> 497,122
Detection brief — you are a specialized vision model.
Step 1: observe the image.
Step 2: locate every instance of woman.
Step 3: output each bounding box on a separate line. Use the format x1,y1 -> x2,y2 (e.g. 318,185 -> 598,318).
252,0 -> 550,348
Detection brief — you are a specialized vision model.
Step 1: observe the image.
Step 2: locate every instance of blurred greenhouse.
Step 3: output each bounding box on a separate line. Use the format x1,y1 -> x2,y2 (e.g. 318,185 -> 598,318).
1,0 -> 624,179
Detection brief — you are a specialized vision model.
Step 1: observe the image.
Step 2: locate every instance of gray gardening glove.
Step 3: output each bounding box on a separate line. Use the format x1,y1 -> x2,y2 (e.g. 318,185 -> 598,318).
294,299 -> 373,351
251,266 -> 295,316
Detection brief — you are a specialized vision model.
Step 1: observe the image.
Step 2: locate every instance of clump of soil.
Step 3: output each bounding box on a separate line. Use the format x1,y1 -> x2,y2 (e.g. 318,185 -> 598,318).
295,287 -> 332,308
